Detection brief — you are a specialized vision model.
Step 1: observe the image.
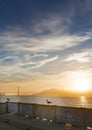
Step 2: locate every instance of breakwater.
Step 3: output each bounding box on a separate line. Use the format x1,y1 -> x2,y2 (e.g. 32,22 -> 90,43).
0,96 -> 92,127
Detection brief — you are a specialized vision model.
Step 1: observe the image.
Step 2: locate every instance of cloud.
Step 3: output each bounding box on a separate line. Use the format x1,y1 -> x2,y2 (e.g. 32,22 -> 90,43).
21,55 -> 58,70
32,13 -> 74,36
0,26 -> 92,80
0,28 -> 91,54
59,69 -> 92,79
0,50 -> 58,80
66,50 -> 92,63
65,49 -> 92,63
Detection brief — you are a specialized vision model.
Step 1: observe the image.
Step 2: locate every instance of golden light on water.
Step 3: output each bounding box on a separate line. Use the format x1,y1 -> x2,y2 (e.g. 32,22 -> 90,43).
80,96 -> 87,107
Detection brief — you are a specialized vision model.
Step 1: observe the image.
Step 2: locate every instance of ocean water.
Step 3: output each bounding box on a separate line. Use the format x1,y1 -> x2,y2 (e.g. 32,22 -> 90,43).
0,95 -> 92,109
23,96 -> 92,108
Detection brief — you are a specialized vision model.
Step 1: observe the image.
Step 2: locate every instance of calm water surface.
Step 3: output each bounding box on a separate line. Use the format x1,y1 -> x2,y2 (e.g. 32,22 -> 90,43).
0,95 -> 92,108
28,96 -> 92,108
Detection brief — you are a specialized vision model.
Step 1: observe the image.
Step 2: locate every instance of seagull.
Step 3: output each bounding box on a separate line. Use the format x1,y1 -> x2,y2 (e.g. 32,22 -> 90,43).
46,99 -> 52,104
7,98 -> 10,101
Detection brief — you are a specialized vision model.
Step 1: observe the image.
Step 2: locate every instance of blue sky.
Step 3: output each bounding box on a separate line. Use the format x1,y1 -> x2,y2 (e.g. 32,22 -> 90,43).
0,0 -> 92,93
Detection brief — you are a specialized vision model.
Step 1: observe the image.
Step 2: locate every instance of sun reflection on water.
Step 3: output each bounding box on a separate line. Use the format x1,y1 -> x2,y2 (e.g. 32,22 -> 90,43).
80,96 -> 87,107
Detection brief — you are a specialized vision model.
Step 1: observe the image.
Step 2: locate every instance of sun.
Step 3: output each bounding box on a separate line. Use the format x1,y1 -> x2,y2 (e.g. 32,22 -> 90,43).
73,78 -> 90,92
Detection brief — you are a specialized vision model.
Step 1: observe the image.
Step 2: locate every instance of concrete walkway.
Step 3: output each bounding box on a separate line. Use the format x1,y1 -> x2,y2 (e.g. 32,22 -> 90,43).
0,113 -> 86,130
0,121 -> 22,130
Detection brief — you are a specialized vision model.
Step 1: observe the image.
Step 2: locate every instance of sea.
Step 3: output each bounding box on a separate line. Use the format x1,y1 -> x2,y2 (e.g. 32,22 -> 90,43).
0,95 -> 92,109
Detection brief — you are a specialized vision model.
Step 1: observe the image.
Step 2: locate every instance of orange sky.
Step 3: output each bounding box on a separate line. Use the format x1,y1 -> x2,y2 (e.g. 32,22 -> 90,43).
0,76 -> 92,95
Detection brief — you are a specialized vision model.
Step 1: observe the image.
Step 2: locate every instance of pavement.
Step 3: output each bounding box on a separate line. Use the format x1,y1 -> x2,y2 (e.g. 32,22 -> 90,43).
0,113 -> 87,130
0,121 -> 21,130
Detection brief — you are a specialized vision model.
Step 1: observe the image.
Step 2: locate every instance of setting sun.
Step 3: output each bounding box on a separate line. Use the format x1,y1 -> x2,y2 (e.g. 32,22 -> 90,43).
73,78 -> 90,92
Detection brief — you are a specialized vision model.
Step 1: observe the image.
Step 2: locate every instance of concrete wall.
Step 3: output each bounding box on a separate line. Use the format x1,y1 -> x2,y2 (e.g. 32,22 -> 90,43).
19,103 -> 33,117
55,106 -> 85,127
33,104 -> 56,121
0,103 -> 6,113
7,102 -> 19,114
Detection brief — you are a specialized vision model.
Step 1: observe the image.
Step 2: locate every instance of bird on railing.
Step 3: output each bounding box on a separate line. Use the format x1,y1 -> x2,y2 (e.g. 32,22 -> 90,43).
7,98 -> 10,101
46,99 -> 52,104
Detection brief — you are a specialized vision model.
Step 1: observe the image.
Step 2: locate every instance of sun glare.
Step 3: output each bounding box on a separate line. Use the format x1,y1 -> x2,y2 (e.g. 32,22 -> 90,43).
73,78 -> 90,92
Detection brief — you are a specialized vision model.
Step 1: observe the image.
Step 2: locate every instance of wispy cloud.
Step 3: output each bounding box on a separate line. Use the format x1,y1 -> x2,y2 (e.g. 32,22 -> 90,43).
21,55 -> 58,70
0,27 -> 92,80
66,50 -> 92,63
59,69 -> 92,79
0,29 -> 91,53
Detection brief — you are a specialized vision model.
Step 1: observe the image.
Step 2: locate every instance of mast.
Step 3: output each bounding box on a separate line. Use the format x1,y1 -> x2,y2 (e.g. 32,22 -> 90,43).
17,86 -> 20,96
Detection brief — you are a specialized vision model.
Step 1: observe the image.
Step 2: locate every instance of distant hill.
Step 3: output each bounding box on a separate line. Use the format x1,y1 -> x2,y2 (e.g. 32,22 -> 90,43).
33,88 -> 90,97
34,88 -> 64,96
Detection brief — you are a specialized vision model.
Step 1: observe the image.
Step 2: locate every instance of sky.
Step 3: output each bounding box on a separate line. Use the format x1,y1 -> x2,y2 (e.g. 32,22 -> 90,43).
0,0 -> 92,94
